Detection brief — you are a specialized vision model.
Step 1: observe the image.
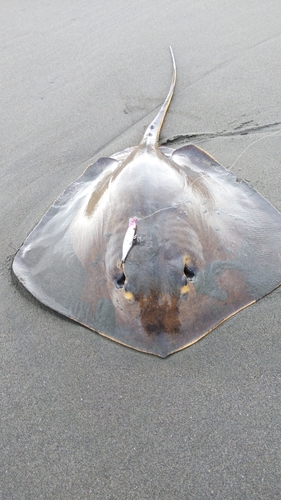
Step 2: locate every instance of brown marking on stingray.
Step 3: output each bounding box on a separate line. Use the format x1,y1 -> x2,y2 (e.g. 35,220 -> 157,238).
138,292 -> 181,335
85,181 -> 109,217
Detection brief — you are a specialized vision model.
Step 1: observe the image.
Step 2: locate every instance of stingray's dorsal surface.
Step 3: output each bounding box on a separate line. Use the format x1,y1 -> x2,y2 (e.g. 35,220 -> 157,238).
110,47 -> 177,264
13,49 -> 281,357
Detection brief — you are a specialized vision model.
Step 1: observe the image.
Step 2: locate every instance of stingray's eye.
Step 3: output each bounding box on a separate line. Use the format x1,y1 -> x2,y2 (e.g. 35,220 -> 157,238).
184,265 -> 195,281
124,282 -> 134,302
180,275 -> 189,295
181,256 -> 195,294
181,275 -> 188,287
114,272 -> 126,289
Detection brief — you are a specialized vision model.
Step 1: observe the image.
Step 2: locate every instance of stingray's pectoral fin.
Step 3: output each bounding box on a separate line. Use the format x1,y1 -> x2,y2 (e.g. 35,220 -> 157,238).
81,157 -> 119,182
172,144 -> 236,183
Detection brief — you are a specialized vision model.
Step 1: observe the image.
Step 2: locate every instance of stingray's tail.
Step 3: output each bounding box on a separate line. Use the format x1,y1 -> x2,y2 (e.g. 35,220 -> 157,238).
141,47 -> 176,148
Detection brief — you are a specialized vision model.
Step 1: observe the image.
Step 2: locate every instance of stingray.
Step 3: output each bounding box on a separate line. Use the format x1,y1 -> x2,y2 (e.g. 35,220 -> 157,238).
13,48 -> 281,357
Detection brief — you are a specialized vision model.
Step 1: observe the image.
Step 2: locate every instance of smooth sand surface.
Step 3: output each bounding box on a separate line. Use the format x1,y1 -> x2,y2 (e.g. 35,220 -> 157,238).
1,1 -> 281,498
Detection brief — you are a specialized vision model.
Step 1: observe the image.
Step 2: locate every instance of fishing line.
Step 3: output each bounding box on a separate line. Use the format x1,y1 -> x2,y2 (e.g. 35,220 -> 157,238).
228,128 -> 281,171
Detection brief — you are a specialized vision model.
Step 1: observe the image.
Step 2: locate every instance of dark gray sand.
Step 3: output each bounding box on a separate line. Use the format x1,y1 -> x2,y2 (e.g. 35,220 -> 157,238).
1,1 -> 281,498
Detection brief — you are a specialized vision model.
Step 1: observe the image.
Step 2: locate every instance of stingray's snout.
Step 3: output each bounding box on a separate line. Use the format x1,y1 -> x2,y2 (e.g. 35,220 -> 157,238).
139,291 -> 181,335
